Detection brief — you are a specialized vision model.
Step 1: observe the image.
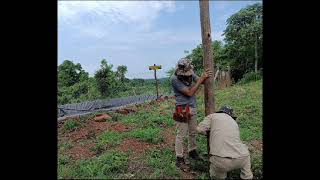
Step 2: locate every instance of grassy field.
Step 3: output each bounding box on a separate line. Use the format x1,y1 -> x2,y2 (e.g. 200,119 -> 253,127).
58,80 -> 262,179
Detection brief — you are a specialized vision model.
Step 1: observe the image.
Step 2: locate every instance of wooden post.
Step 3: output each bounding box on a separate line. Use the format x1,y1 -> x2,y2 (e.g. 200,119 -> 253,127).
199,0 -> 215,171
154,64 -> 159,99
227,65 -> 231,87
214,69 -> 219,81
200,0 -> 215,115
149,64 -> 161,99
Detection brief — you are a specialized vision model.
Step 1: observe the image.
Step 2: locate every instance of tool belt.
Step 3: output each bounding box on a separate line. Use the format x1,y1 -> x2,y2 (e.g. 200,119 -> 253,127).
173,104 -> 192,123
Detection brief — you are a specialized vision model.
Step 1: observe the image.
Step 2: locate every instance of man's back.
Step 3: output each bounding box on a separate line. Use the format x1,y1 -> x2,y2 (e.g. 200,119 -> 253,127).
207,113 -> 249,158
197,111 -> 253,179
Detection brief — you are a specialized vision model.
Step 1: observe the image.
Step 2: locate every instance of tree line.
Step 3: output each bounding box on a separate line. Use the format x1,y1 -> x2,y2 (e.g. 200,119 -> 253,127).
58,59 -> 171,105
58,59 -> 135,105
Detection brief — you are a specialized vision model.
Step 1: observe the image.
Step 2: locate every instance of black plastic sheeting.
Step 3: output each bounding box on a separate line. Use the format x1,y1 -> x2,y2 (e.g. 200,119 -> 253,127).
58,94 -> 160,118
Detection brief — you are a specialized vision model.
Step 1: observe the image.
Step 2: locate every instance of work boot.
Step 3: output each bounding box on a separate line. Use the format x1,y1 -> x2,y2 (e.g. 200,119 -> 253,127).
189,150 -> 203,161
176,157 -> 190,172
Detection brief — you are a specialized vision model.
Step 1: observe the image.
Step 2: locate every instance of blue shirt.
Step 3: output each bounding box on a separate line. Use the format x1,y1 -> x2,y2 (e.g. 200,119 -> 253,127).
171,74 -> 199,108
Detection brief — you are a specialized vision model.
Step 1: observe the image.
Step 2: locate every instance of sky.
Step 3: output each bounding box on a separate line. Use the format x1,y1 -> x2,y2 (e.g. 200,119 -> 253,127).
58,0 -> 262,79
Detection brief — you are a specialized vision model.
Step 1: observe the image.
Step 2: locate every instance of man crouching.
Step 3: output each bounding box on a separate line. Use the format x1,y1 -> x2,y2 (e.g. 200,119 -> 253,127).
197,106 -> 253,179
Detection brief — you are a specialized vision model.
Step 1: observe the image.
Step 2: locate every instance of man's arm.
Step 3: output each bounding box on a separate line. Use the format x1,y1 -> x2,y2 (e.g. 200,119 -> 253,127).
196,114 -> 213,135
179,78 -> 203,97
193,74 -> 206,85
179,69 -> 213,97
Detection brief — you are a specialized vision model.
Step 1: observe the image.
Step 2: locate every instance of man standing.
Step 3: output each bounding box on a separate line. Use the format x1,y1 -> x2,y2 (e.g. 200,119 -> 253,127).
171,58 -> 212,170
197,106 -> 253,179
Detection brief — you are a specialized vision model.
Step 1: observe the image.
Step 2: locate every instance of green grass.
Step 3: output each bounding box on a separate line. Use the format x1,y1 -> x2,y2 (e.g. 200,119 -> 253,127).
87,131 -> 126,155
195,80 -> 262,179
58,140 -> 73,151
97,131 -> 124,146
127,127 -> 164,144
197,172 -> 211,179
63,119 -> 81,132
195,135 -> 210,157
251,151 -> 263,179
58,154 -> 76,179
58,163 -> 77,179
89,143 -> 105,155
90,131 -> 126,154
58,79 -> 262,179
238,71 -> 262,85
197,80 -> 262,141
145,148 -> 179,179
121,109 -> 152,127
108,112 -> 123,122
79,114 -> 94,123
121,101 -> 175,128
58,151 -> 129,179
58,154 -> 71,165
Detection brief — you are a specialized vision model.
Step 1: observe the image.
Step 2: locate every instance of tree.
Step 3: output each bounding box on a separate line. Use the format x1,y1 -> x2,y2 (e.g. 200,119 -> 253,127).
186,44 -> 203,75
116,65 -> 128,83
186,40 -> 227,75
94,59 -> 117,97
58,60 -> 90,104
131,78 -> 145,86
58,60 -> 89,87
212,41 -> 230,70
223,3 -> 262,81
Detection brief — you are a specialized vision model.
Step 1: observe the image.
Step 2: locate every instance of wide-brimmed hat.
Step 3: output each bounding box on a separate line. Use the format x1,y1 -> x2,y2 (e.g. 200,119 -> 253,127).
175,58 -> 194,76
216,105 -> 237,119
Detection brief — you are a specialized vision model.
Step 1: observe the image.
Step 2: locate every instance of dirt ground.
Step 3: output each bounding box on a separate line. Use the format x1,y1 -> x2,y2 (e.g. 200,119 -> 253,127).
58,97 -> 200,179
64,142 -> 96,160
58,96 -> 261,179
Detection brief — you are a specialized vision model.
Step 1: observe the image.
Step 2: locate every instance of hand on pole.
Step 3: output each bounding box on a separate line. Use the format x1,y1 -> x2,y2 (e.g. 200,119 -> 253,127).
200,69 -> 213,83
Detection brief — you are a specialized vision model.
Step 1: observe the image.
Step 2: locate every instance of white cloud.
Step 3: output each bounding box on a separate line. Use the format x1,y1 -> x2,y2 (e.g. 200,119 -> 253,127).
58,1 -> 176,37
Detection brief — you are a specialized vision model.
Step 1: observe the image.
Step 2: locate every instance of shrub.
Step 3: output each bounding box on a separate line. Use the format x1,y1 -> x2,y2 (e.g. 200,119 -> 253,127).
238,71 -> 262,84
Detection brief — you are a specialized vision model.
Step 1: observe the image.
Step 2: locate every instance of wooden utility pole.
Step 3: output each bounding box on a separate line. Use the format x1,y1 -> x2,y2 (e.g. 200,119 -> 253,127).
200,0 -> 215,115
199,0 -> 215,171
154,64 -> 159,98
149,64 -> 162,99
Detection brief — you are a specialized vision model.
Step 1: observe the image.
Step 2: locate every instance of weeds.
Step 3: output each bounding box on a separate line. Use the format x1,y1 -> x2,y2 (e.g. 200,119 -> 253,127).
58,141 -> 73,151
127,127 -> 164,144
97,131 -> 124,146
145,148 -> 179,178
58,80 -> 262,179
63,120 -> 80,132
58,151 -> 129,179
